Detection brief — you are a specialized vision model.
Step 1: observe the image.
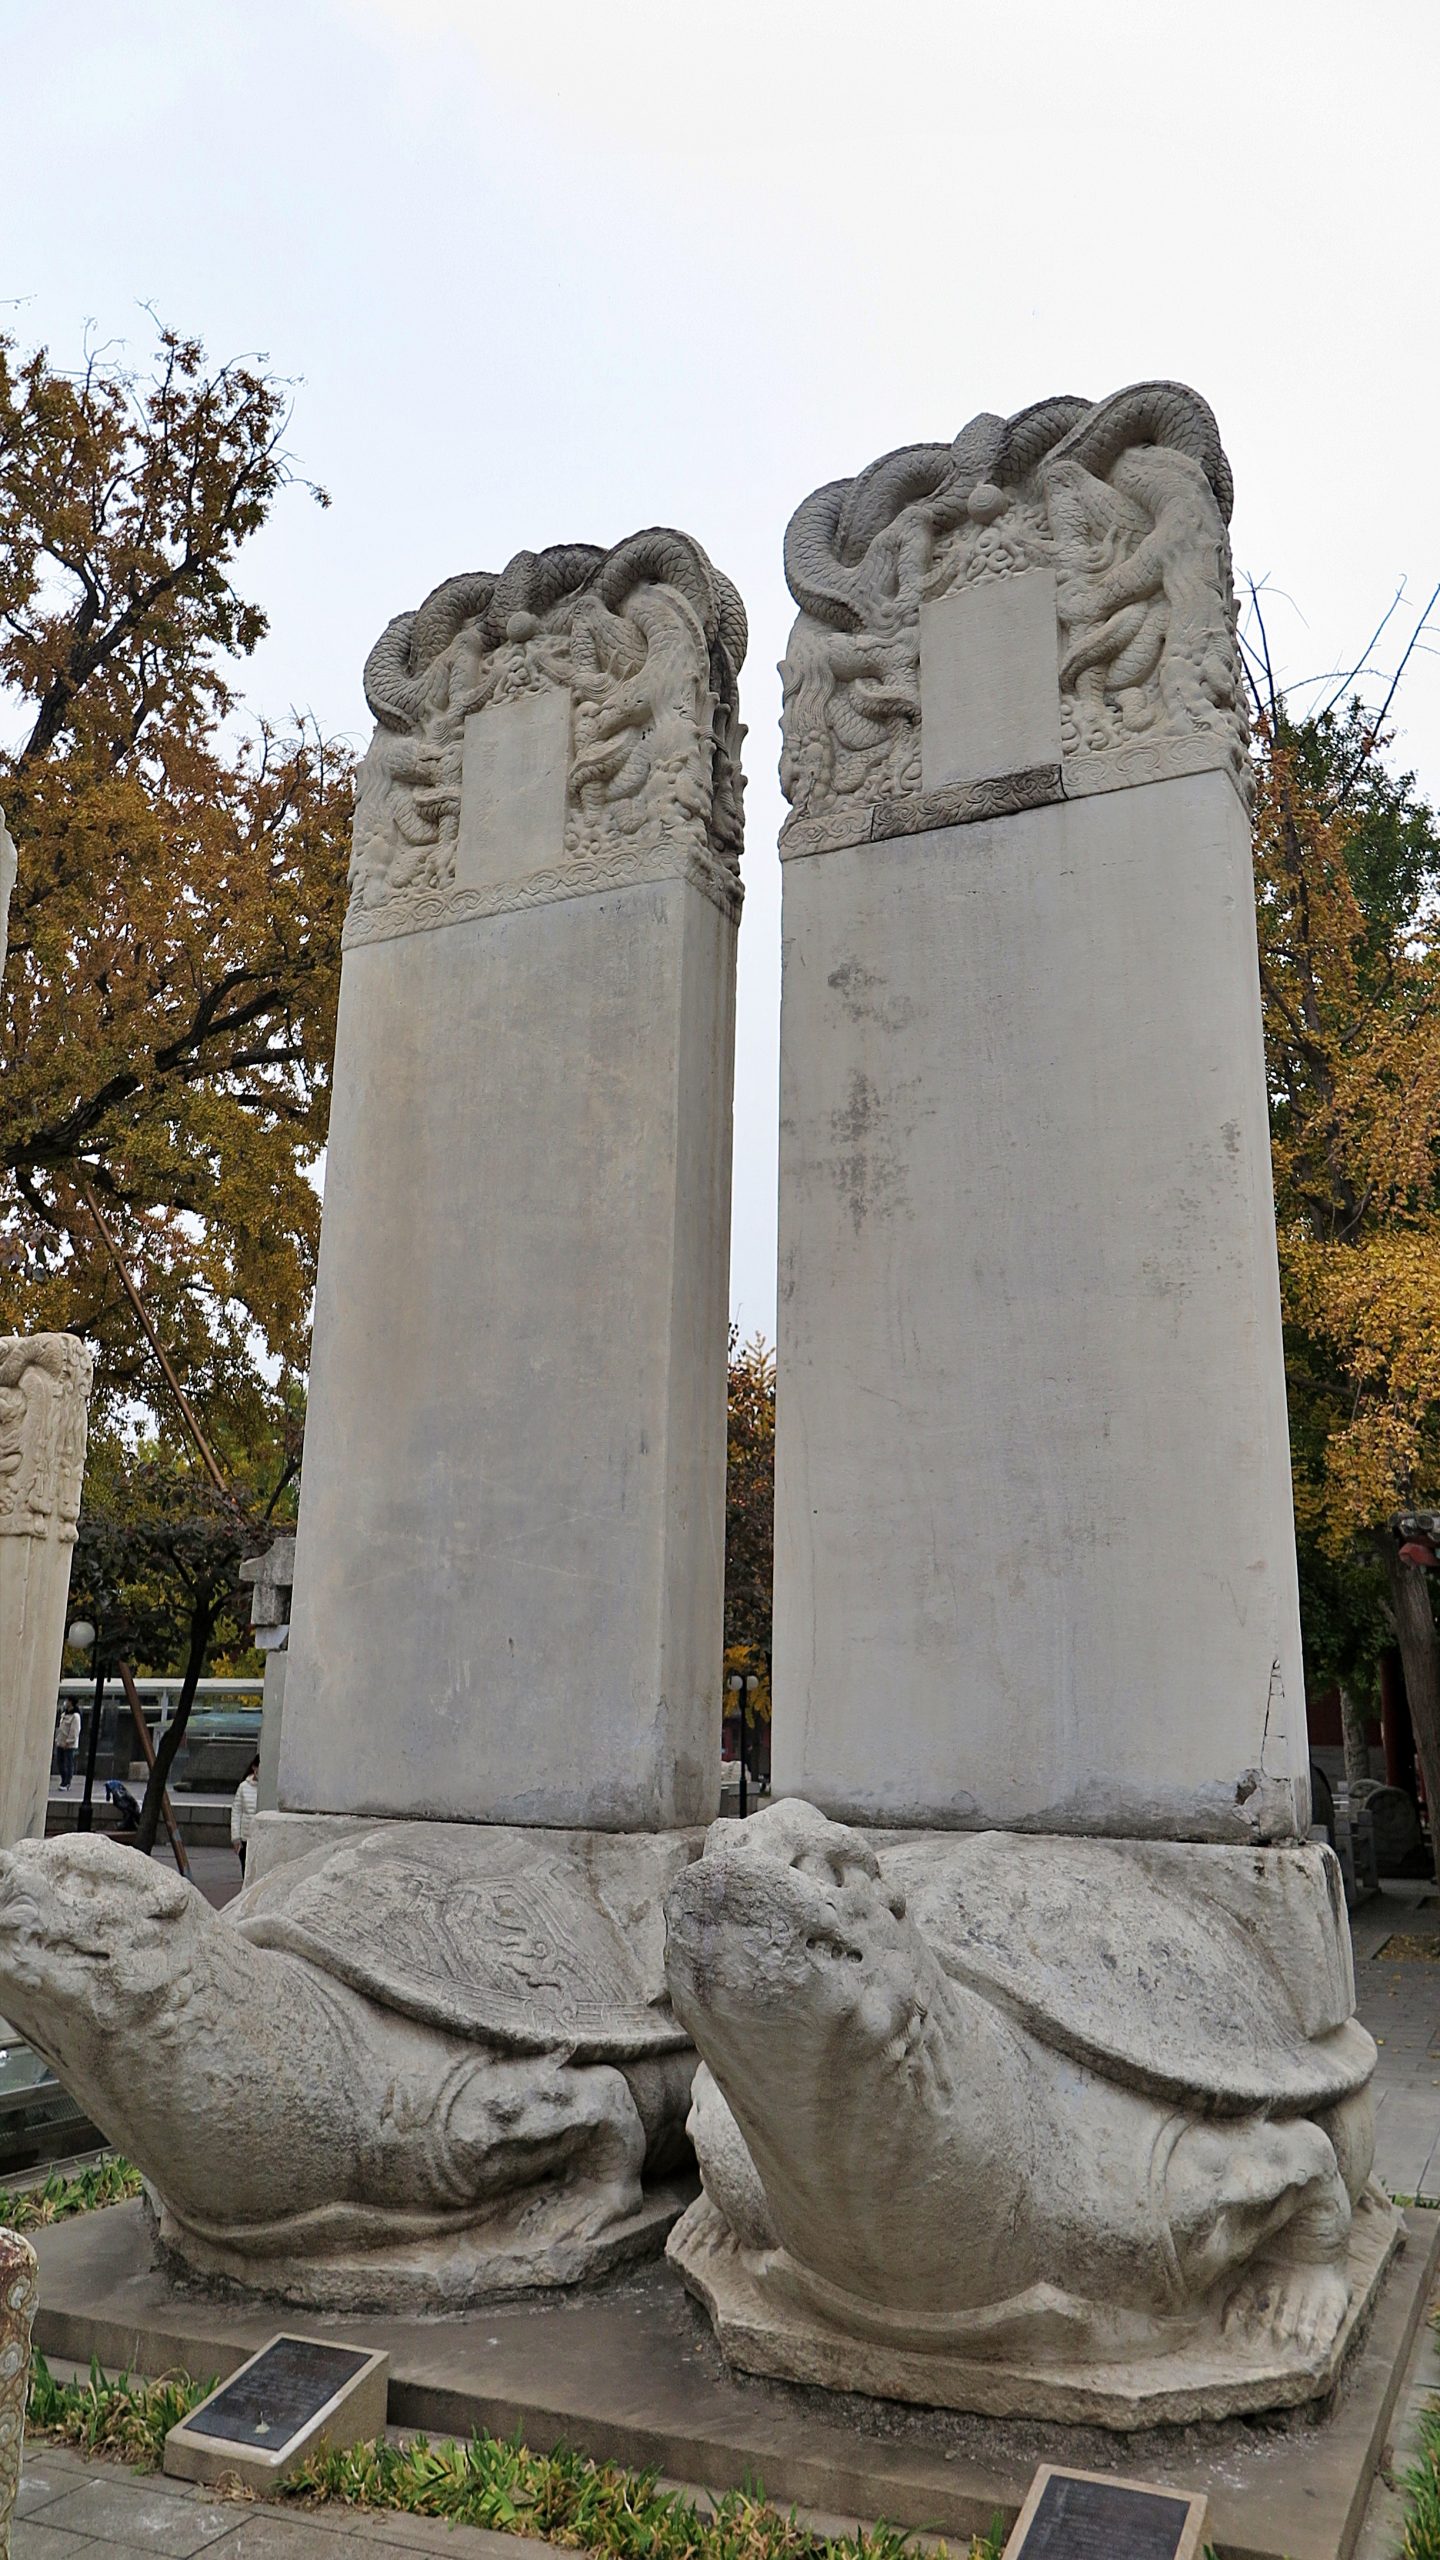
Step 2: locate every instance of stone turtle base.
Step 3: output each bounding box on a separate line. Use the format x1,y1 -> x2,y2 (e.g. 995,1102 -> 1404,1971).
667,2184 -> 1404,2427
30,2198 -> 1440,2560
152,2177 -> 697,2315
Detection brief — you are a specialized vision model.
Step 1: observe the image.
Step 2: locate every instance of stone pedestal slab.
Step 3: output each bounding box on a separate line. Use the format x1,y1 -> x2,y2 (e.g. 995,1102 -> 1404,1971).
667,2181 -> 1400,2427
0,1337 -> 92,1847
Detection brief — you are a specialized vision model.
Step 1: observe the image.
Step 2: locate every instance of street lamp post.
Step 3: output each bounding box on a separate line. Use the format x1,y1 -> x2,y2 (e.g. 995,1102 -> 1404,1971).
67,1615 -> 106,1834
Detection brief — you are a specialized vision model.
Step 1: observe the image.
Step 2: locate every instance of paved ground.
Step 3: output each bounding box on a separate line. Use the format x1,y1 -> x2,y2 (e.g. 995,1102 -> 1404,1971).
1353,1879 -> 1440,2200
15,2440 -> 528,2556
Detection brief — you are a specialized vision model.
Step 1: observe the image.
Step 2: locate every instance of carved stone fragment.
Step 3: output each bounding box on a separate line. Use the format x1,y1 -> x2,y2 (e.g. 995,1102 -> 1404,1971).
0,2227 -> 37,2553
0,1336 -> 94,1849
664,1803 -> 1400,2423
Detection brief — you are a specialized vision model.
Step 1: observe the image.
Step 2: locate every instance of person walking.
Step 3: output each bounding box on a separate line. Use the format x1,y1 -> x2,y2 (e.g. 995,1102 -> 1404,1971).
54,1703 -> 81,1792
231,1754 -> 260,1877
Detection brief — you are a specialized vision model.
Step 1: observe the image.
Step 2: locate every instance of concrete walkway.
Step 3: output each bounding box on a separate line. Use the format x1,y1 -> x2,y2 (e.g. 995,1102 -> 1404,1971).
1353,1879 -> 1440,2201
16,2439 -> 528,2557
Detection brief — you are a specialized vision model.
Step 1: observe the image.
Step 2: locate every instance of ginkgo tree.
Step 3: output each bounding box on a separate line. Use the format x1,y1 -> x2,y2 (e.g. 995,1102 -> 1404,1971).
1249,634 -> 1440,1858
0,322 -> 351,1446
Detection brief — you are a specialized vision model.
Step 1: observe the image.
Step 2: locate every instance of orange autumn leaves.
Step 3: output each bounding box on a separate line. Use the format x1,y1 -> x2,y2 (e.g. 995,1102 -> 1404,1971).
0,326 -> 351,1444
1255,706 -> 1440,1555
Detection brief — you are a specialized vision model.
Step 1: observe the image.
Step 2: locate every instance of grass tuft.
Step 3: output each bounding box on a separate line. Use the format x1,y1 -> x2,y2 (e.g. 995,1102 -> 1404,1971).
28,2353 -> 208,2466
1402,2400 -> 1440,2560
0,2156 -> 142,2231
26,2356 -> 1002,2559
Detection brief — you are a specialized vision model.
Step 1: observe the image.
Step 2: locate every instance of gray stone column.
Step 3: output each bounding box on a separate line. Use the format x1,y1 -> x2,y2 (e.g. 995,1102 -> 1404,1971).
770,383 -> 1306,1841
280,532 -> 745,1830
0,1336 -> 93,1846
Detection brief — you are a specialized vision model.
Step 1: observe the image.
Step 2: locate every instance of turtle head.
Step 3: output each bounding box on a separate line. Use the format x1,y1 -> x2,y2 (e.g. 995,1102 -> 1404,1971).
0,1836 -> 203,2073
665,1799 -> 926,2066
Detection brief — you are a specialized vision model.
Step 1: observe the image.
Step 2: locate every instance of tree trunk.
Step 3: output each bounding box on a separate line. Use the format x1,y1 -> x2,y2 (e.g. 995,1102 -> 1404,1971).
1381,1546 -> 1440,1890
1340,1685 -> 1371,1792
135,1596 -> 214,1858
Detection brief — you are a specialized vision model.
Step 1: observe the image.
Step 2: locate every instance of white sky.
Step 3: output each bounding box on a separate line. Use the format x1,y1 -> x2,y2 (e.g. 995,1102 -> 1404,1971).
9,0 -> 1440,1339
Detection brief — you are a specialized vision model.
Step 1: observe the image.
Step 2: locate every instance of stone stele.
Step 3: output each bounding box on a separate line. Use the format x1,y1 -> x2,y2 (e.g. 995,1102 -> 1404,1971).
771,382 -> 1305,1842
0,1336 -> 93,1848
665,1801 -> 1400,2425
279,528 -> 745,1831
669,386 -> 1396,2427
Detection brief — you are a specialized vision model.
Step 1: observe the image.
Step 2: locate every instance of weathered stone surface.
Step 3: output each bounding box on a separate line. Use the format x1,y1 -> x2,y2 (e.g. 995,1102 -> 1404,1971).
664,1803 -> 1396,2421
0,1823 -> 700,2307
771,767 -> 1307,1838
0,1336 -> 93,1848
280,529 -> 744,1829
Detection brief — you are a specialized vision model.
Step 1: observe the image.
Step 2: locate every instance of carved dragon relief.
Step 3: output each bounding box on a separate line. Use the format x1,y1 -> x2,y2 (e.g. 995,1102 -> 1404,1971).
347,531 -> 746,946
779,382 -> 1247,845
0,1337 -> 93,1542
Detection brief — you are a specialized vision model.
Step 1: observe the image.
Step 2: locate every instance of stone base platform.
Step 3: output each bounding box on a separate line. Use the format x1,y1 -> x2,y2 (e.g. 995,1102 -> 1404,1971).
668,2187 -> 1404,2427
30,2199 -> 1440,2560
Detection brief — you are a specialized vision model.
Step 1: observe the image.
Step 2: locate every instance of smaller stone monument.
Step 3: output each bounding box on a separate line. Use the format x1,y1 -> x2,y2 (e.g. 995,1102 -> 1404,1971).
0,2226 -> 38,2558
237,1535 -> 294,1814
0,1337 -> 93,1847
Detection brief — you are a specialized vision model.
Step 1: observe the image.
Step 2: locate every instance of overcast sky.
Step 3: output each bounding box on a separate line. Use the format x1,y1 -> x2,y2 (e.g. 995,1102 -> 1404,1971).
9,0 -> 1440,1337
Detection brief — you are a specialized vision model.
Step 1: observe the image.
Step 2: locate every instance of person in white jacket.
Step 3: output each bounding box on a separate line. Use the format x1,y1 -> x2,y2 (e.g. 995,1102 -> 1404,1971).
230,1756 -> 260,1876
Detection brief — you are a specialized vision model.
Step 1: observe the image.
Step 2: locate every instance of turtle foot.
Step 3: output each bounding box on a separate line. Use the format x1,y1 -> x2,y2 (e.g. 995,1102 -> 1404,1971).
1221,2259 -> 1349,2360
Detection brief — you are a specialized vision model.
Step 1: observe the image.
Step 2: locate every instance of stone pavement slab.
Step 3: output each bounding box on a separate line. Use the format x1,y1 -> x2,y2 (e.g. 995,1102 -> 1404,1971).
1352,1882 -> 1440,2200
12,2437 -> 534,2554
28,2198 -> 1440,2558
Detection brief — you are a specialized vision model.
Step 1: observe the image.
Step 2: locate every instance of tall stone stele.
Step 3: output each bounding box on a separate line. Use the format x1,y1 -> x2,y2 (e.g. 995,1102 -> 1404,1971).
282,528 -> 745,1833
0,809 -> 96,1852
0,530 -> 748,2314
665,385 -> 1401,2425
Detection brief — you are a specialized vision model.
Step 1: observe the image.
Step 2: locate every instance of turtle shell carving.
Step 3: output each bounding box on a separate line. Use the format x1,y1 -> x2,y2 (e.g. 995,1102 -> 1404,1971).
236,1821 -> 690,2058
881,1832 -> 1372,2115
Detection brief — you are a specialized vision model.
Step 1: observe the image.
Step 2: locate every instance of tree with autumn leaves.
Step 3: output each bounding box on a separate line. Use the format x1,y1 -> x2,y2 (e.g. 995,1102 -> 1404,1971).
0,322 -> 350,1820
1248,635 -> 1440,1855
0,324 -> 350,1442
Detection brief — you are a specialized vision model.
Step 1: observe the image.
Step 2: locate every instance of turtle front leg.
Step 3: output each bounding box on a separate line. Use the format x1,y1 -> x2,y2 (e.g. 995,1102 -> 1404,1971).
441,2056 -> 647,2232
1165,2115 -> 1352,2358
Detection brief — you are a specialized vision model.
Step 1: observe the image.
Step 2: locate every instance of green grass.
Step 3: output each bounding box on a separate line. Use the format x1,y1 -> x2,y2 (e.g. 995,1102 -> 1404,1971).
0,2155 -> 142,2230
1401,2399 -> 1440,2558
27,2354 -> 206,2466
25,2356 -> 1003,2559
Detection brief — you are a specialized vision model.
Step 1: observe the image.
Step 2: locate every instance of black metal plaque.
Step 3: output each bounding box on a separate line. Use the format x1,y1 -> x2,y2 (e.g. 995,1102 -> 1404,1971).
187,2338 -> 372,2450
1014,2472 -> 1195,2560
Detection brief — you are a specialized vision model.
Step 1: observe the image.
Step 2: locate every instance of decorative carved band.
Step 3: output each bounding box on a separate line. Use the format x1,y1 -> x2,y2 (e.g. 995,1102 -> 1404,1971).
343,832 -> 742,950
0,1335 -> 94,1543
779,730 -> 1247,862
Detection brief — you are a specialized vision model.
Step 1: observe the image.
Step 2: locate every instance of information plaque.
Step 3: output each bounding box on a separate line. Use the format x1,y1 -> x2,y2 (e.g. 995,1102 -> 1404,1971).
163,2332 -> 389,2490
1002,2465 -> 1207,2560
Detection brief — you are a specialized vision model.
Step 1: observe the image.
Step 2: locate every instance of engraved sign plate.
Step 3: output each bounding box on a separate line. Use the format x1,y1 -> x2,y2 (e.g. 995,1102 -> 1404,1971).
1002,2465 -> 1206,2560
164,2333 -> 389,2489
187,2339 -> 371,2448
